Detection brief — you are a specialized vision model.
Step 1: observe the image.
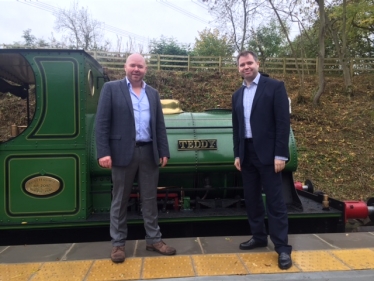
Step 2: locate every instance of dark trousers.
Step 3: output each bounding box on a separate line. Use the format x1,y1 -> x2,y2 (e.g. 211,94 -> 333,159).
241,141 -> 292,254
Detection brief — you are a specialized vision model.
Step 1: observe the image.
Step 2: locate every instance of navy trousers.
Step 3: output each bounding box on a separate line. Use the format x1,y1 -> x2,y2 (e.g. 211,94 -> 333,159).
241,141 -> 292,254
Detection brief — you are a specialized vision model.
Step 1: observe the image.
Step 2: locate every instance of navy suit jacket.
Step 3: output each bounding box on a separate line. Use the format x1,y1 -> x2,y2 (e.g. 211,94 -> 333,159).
95,78 -> 170,167
232,75 -> 290,166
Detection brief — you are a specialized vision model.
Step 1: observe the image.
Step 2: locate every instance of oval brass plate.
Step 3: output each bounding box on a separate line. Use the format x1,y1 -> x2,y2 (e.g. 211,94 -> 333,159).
25,176 -> 61,196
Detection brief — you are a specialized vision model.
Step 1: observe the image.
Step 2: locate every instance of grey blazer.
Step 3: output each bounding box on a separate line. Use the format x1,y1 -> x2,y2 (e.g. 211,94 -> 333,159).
95,78 -> 170,167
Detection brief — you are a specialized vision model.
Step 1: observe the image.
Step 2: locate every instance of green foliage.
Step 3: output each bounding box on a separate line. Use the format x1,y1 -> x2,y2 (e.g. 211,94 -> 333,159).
342,0 -> 374,57
192,28 -> 234,56
285,0 -> 374,59
23,29 -> 37,47
348,0 -> 374,32
287,27 -> 319,58
247,20 -> 287,62
6,29 -> 50,49
148,36 -> 190,55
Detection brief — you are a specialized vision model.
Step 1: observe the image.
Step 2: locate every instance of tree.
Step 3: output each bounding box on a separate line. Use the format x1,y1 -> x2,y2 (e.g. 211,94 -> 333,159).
351,0 -> 374,32
54,0 -> 107,50
193,28 -> 234,56
203,0 -> 263,52
23,29 -> 37,47
325,0 -> 353,96
148,36 -> 190,55
247,20 -> 286,63
7,29 -> 50,49
314,0 -> 326,105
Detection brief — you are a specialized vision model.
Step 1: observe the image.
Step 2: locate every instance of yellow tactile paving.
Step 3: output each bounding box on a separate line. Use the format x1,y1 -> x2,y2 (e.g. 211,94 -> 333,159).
293,250 -> 350,272
32,260 -> 93,281
0,263 -> 41,281
239,252 -> 300,274
192,254 -> 248,276
142,255 -> 195,279
3,249 -> 374,280
86,258 -> 142,281
330,249 -> 374,270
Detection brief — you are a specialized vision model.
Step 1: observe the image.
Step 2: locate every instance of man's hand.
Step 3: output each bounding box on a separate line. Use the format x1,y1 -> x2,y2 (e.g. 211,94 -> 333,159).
99,156 -> 112,169
159,157 -> 168,167
274,159 -> 286,173
234,158 -> 241,171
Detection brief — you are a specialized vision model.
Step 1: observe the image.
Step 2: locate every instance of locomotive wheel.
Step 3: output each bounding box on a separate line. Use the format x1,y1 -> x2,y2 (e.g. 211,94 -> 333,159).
304,179 -> 314,193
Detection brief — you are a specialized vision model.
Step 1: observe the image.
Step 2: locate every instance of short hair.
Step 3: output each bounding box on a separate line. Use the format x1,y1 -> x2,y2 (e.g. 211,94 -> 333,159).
236,51 -> 259,65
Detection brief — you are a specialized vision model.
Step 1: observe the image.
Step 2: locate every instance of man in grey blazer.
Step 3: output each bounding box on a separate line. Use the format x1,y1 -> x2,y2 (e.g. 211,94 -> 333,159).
232,51 -> 292,270
95,53 -> 176,263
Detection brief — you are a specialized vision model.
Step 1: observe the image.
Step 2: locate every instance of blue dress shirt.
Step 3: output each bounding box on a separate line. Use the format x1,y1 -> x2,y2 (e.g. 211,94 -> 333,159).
126,77 -> 152,142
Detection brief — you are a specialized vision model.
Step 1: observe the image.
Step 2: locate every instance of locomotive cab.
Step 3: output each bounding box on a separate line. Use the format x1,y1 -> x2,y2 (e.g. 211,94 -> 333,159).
0,49 -> 107,227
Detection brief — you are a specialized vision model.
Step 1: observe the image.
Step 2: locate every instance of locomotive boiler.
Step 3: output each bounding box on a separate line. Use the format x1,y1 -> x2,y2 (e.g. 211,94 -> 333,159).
0,49 -> 372,233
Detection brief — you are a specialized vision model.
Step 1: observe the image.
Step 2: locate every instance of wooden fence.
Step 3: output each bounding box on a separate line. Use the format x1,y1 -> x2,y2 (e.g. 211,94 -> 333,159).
88,51 -> 374,75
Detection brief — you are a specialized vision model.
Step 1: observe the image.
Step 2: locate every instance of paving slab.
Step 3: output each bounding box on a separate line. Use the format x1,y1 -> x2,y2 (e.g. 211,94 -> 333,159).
315,232 -> 374,249
0,243 -> 72,263
65,241 -> 131,260
288,233 -> 337,251
199,236 -> 272,254
134,238 -> 199,257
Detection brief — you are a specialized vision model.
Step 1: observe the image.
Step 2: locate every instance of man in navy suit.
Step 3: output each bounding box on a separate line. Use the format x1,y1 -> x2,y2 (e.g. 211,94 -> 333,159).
95,53 -> 176,263
232,50 -> 292,270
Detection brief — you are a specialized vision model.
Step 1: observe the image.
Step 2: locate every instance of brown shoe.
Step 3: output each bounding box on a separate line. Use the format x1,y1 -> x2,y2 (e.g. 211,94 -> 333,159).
146,241 -> 176,255
111,246 -> 125,263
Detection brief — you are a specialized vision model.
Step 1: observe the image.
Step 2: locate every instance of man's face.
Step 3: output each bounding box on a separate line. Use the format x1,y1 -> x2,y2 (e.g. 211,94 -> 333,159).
124,54 -> 147,84
238,54 -> 260,82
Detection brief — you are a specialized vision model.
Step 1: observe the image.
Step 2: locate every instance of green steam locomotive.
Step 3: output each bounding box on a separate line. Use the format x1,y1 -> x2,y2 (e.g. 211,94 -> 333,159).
0,49 -> 371,233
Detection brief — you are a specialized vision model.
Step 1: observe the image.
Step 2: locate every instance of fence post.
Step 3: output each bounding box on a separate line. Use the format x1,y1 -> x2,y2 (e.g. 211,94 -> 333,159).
315,57 -> 318,74
219,56 -> 222,72
157,55 -> 160,71
93,50 -> 97,60
283,58 -> 286,75
188,55 -> 190,71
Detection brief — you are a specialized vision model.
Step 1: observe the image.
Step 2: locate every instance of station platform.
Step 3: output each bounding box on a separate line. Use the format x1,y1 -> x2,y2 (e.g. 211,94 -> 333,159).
1,232 -> 374,281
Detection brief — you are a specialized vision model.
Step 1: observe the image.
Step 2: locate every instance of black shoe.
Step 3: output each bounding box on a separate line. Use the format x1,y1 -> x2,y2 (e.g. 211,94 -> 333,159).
278,252 -> 292,270
239,238 -> 268,250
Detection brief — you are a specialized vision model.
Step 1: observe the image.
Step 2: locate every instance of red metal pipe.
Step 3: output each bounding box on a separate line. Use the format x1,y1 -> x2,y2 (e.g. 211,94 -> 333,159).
294,180 -> 314,193
294,181 -> 303,190
344,200 -> 369,222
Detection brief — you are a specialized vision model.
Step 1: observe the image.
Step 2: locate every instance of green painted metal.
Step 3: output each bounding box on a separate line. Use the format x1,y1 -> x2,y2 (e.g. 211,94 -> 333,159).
183,196 -> 191,210
0,49 -> 104,229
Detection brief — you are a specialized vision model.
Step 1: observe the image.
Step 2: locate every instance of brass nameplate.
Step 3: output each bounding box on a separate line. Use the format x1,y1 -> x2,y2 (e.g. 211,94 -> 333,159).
25,176 -> 61,196
178,139 -> 217,150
